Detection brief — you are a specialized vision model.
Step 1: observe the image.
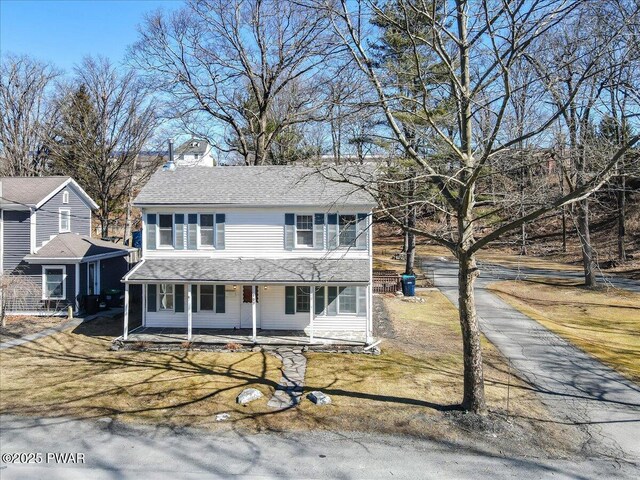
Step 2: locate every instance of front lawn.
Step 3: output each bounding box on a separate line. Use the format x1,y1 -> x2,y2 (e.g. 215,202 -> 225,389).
488,279 -> 640,384
0,315 -> 67,343
0,294 -> 582,456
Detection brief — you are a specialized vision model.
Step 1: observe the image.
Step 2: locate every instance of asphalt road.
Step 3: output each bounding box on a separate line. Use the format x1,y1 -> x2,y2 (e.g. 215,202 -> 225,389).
422,257 -> 640,464
0,415 -> 637,479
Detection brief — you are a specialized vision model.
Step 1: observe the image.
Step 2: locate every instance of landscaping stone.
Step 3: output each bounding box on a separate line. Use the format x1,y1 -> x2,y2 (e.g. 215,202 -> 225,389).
307,391 -> 331,405
215,413 -> 231,422
236,388 -> 263,405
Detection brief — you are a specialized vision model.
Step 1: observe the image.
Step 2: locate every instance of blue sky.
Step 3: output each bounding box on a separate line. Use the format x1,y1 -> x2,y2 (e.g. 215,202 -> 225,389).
0,0 -> 182,72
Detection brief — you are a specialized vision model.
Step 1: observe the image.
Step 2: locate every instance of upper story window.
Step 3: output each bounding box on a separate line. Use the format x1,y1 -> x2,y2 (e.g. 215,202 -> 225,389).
200,214 -> 214,247
159,214 -> 173,247
339,214 -> 356,247
62,191 -> 69,204
59,209 -> 71,232
295,215 -> 313,247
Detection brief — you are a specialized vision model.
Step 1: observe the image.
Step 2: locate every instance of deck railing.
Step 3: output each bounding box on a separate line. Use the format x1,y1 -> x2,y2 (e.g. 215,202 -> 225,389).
372,270 -> 401,294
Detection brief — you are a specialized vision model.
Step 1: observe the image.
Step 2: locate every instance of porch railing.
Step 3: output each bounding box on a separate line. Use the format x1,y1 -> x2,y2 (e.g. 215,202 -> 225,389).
372,270 -> 401,294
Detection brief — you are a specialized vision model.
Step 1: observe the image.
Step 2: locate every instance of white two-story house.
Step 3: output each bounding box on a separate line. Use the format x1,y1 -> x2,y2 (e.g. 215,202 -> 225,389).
122,164 -> 376,344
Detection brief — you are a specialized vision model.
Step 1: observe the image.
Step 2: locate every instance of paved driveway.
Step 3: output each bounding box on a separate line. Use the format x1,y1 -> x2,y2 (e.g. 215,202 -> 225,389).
0,415 -> 637,479
424,258 -> 640,463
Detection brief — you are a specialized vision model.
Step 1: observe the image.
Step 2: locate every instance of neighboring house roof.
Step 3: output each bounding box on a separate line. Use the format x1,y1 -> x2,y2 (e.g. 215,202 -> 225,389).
0,176 -> 99,210
25,233 -> 135,263
124,258 -> 370,284
134,166 -> 376,207
176,138 -> 209,156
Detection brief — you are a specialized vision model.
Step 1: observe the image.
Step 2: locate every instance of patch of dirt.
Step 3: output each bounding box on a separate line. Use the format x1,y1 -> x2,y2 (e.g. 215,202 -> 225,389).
0,315 -> 65,343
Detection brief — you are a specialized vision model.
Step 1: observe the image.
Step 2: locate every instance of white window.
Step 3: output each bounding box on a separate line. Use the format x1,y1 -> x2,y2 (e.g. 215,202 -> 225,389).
199,214 -> 214,247
338,286 -> 357,314
199,285 -> 214,310
296,214 -> 313,247
159,214 -> 173,247
59,209 -> 71,232
158,284 -> 174,310
62,191 -> 69,204
296,286 -> 311,312
339,215 -> 356,247
42,266 -> 66,300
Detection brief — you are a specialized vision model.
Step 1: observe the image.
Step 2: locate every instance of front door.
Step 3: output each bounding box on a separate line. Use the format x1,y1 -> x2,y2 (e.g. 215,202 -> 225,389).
240,285 -> 260,328
87,261 -> 99,295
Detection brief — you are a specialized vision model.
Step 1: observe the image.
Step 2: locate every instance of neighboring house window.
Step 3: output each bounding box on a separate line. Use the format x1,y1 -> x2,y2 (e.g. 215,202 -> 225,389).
339,215 -> 356,247
296,286 -> 311,312
296,215 -> 313,247
59,209 -> 71,232
200,214 -> 214,247
158,284 -> 174,310
338,286 -> 357,314
159,214 -> 173,247
42,266 -> 66,300
200,285 -> 214,310
62,191 -> 69,204
194,153 -> 200,160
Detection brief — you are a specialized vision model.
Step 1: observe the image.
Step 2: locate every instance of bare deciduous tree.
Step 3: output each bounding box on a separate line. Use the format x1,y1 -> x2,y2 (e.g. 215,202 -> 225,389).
48,57 -> 159,238
0,54 -> 61,176
321,0 -> 640,413
130,0 -> 344,165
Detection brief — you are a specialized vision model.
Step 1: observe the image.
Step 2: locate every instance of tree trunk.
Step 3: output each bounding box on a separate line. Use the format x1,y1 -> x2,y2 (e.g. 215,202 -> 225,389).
458,253 -> 486,413
576,199 -> 596,287
405,208 -> 416,275
617,173 -> 626,261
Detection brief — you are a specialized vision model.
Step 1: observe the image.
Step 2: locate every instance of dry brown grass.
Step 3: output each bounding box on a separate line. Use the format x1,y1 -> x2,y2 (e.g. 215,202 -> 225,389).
0,315 -> 66,343
0,295 -> 581,456
488,279 -> 640,384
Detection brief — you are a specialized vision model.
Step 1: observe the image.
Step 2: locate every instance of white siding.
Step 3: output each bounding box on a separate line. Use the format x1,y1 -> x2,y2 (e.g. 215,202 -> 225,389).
142,206 -> 371,260
260,286 -> 309,330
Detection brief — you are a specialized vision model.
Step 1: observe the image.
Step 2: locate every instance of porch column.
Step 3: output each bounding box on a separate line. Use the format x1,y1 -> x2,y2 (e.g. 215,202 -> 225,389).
365,284 -> 372,344
187,283 -> 193,341
74,263 -> 80,313
309,286 -> 314,344
123,283 -> 129,340
251,285 -> 257,342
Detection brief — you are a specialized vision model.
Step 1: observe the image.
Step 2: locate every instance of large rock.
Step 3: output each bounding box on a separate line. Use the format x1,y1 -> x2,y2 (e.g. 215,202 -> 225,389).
236,388 -> 263,405
307,391 -> 331,405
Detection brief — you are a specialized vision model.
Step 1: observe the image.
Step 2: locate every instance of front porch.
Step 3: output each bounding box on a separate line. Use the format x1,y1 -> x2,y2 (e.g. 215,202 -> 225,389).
121,327 -> 369,346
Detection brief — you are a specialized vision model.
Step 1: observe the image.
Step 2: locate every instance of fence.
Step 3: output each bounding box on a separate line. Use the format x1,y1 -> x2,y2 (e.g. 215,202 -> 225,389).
372,270 -> 402,294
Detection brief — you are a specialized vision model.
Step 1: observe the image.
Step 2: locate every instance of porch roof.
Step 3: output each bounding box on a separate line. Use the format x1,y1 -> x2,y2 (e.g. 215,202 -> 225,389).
124,258 -> 370,285
25,233 -> 136,264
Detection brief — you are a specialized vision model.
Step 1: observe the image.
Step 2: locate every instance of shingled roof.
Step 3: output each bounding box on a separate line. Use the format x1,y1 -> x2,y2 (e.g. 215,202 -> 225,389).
125,258 -> 370,284
133,166 -> 376,207
25,233 -> 135,262
0,176 -> 98,209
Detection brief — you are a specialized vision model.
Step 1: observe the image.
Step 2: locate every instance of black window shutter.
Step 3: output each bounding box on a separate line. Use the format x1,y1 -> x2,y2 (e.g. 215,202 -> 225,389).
175,284 -> 185,312
147,284 -> 157,312
175,214 -> 185,250
215,285 -> 225,313
314,286 -> 325,315
314,213 -> 325,250
285,286 -> 295,314
327,214 -> 338,249
356,213 -> 368,250
191,284 -> 198,312
188,214 -> 198,250
215,213 -> 226,249
146,214 -> 157,250
327,286 -> 338,315
284,213 -> 295,250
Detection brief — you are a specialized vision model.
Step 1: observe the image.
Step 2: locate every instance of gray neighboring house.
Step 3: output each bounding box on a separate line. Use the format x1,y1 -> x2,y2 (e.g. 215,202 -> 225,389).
0,176 -> 136,316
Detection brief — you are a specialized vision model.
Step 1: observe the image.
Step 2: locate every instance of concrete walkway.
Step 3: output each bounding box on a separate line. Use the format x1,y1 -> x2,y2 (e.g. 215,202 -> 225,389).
267,347 -> 307,409
423,258 -> 640,463
0,308 -> 123,351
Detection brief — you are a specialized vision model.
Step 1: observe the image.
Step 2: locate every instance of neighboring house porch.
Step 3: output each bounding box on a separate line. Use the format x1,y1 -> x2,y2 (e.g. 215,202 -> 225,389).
122,257 -> 373,345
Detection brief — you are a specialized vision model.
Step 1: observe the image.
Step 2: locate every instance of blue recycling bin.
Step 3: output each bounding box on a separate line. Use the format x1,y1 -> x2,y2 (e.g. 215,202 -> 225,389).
401,274 -> 416,297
